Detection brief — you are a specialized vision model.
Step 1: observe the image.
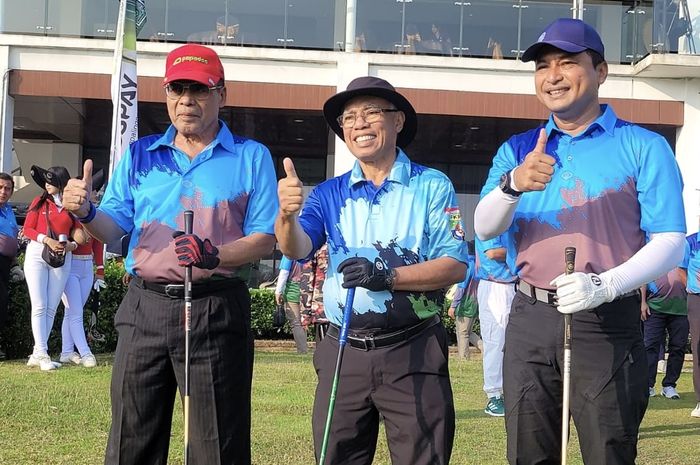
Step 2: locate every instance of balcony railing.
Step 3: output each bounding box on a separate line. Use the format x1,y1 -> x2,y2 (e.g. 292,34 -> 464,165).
0,0 -> 695,63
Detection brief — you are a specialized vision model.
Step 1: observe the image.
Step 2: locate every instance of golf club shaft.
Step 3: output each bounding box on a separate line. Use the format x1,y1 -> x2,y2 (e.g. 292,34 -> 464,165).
561,246 -> 576,465
183,210 -> 194,465
318,287 -> 355,465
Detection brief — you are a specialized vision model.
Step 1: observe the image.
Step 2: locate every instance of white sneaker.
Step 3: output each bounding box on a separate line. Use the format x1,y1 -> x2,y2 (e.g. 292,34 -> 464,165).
81,354 -> 97,368
657,359 -> 666,374
27,353 -> 59,371
691,403 -> 700,418
648,387 -> 656,397
59,351 -> 81,365
662,386 -> 680,399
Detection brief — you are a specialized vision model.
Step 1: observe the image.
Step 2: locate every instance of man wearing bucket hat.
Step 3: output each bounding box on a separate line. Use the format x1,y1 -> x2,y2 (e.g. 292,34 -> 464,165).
474,18 -> 685,464
63,44 -> 277,464
276,76 -> 468,464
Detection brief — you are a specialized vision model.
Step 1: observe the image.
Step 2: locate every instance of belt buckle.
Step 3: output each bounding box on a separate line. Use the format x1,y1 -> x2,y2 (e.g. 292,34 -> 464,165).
362,333 -> 376,351
164,284 -> 184,298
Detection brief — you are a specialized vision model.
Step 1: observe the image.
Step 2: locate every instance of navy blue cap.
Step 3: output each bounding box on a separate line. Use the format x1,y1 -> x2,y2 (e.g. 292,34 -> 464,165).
521,18 -> 605,62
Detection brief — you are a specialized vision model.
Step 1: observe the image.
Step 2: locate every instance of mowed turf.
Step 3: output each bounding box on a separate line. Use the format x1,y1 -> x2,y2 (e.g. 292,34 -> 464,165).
0,349 -> 697,464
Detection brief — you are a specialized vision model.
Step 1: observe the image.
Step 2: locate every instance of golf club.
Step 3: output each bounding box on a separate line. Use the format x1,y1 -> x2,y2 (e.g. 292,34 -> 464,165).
318,286 -> 356,465
183,210 -> 194,465
561,246 -> 576,465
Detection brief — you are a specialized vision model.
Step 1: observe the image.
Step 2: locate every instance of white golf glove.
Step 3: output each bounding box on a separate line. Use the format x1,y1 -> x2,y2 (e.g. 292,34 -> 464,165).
93,278 -> 106,292
9,265 -> 24,282
549,272 -> 615,314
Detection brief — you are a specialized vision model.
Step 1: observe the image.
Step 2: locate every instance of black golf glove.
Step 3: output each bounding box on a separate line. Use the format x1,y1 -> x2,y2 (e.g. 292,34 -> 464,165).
337,257 -> 393,291
172,231 -> 220,270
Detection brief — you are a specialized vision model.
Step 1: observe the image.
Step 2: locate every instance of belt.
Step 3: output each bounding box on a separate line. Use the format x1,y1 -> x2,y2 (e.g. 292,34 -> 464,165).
134,276 -> 243,299
327,315 -> 440,351
517,280 -> 638,306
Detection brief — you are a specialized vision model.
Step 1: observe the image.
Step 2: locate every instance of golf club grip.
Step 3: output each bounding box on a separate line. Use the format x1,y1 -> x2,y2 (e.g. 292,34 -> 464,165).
564,247 -> 576,275
184,210 -> 194,235
338,288 -> 356,344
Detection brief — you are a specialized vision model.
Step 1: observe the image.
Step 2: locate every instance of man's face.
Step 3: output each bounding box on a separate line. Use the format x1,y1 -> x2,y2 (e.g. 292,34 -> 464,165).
534,47 -> 607,121
0,179 -> 12,205
166,80 -> 226,139
340,96 -> 404,164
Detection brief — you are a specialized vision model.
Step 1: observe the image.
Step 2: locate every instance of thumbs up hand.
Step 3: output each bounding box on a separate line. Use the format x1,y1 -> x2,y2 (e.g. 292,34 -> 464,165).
64,159 -> 94,218
512,128 -> 557,192
278,157 -> 304,219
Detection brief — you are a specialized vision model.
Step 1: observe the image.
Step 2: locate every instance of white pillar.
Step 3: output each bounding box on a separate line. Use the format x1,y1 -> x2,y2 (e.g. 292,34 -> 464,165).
344,0 -> 357,53
0,45 -> 13,174
675,77 -> 700,234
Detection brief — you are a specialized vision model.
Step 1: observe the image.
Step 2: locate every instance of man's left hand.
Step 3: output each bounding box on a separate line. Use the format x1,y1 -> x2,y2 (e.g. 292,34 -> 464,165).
9,265 -> 24,282
550,272 -> 615,314
172,231 -> 220,270
337,257 -> 392,292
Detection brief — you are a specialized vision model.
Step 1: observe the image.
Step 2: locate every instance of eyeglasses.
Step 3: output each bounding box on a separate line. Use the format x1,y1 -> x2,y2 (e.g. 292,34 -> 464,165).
337,107 -> 400,128
164,82 -> 223,100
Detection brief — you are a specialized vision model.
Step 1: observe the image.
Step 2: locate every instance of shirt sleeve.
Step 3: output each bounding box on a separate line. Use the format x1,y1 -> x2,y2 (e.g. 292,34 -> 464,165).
21,197 -> 43,242
425,175 -> 468,263
681,240 -> 690,269
298,186 -> 327,254
637,135 -> 686,234
99,147 -> 136,234
242,144 -> 278,236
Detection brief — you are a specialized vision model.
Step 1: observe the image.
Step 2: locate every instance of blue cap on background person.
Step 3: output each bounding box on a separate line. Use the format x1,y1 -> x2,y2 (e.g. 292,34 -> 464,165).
521,18 -> 605,62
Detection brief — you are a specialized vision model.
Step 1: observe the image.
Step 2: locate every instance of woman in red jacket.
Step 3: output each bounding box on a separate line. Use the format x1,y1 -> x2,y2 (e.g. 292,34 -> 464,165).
23,165 -> 84,371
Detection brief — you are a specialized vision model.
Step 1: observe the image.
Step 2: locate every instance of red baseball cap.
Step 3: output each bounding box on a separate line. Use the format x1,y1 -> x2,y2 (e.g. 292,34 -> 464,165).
163,44 -> 224,87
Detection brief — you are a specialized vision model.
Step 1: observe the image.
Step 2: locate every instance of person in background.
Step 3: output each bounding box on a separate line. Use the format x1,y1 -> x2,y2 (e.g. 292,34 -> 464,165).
0,172 -> 24,360
274,255 -> 308,354
23,165 -> 86,371
299,244 -> 329,342
59,170 -> 106,368
685,230 -> 700,418
447,240 -> 482,360
641,256 -> 689,399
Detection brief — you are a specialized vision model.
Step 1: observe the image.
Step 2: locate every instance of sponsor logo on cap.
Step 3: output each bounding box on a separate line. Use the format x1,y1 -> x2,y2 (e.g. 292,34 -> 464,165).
173,55 -> 209,66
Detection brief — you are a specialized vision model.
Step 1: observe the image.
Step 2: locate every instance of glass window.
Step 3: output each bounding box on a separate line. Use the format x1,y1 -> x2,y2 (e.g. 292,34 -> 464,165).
81,0 -> 119,39
0,0 -> 47,35
583,1 -> 654,64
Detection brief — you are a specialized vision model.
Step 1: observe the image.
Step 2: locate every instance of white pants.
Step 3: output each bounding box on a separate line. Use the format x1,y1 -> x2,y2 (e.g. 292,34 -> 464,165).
61,257 -> 93,357
24,240 -> 71,355
477,280 -> 515,398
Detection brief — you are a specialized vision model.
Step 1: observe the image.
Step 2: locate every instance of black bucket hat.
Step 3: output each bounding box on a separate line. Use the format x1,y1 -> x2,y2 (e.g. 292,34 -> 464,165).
30,165 -> 70,190
91,169 -> 105,193
323,76 -> 417,149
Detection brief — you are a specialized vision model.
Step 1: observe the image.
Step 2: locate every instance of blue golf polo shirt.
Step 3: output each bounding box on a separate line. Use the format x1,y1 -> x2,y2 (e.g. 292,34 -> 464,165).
686,233 -> 700,294
475,234 -> 517,283
482,105 -> 686,289
298,150 -> 468,330
0,203 -> 18,258
100,121 -> 278,283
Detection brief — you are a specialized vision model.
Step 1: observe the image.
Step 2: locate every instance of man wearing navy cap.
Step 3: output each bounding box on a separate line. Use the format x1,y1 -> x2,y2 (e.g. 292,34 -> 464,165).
475,19 -> 686,464
277,76 -> 468,464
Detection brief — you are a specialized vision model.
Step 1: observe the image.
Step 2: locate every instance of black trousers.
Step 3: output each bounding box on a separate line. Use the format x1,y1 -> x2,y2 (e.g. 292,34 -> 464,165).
105,279 -> 253,465
311,322 -> 454,465
0,255 -> 11,328
504,292 -> 647,465
688,294 -> 700,402
643,311 -> 689,388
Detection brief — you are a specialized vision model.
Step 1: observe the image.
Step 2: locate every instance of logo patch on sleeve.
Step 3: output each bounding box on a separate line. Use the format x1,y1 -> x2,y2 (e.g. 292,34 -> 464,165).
445,207 -> 465,241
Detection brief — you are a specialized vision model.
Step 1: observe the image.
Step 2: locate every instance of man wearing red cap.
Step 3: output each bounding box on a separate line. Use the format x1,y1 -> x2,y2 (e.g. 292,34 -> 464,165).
63,44 -> 278,464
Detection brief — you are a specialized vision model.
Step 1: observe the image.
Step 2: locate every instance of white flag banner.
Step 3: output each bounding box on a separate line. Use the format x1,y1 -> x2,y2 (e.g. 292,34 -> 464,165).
109,0 -> 146,175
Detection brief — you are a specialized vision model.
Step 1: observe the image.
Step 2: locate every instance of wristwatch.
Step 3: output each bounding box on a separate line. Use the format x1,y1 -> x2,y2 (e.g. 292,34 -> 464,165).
385,267 -> 396,291
499,171 -> 522,197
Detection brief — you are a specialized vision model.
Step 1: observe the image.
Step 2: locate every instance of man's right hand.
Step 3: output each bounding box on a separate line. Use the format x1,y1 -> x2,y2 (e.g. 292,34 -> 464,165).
63,159 -> 94,218
512,128 -> 556,192
277,158 -> 304,219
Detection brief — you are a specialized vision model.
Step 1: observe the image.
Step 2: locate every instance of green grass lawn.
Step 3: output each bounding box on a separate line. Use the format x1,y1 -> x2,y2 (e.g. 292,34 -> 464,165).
0,349 -> 697,465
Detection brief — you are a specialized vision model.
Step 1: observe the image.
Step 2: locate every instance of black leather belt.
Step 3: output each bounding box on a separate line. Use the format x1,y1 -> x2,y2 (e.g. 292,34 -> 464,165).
327,315 -> 440,351
517,280 -> 638,306
134,276 -> 243,299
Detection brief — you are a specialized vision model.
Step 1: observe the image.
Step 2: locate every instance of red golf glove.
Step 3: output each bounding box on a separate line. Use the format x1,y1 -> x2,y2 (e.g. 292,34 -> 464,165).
172,231 -> 220,270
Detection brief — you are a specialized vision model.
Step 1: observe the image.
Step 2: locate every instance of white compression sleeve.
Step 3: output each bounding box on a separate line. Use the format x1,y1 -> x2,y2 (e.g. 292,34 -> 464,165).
600,232 -> 686,298
275,269 -> 290,295
474,187 -> 520,240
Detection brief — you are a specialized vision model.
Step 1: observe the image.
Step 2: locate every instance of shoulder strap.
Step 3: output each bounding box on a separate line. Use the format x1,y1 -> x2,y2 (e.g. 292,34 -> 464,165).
44,203 -> 54,239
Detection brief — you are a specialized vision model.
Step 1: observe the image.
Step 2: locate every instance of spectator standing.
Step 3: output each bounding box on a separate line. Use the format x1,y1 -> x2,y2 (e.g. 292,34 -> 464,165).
0,172 -> 23,359
274,255 -> 309,354
686,231 -> 700,418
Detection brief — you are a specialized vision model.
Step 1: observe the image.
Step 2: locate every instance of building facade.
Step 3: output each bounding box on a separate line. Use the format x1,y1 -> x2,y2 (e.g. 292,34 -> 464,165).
1,1 -> 699,278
